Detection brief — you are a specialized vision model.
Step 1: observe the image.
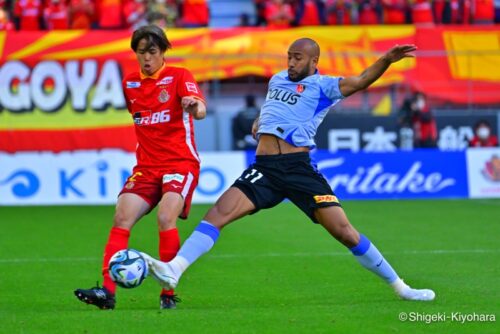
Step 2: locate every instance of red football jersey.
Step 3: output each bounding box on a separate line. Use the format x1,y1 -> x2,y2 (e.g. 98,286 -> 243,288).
122,65 -> 205,169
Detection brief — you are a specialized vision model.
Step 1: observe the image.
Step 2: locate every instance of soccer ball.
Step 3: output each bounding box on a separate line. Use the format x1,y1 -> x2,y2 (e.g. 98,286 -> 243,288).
108,249 -> 148,289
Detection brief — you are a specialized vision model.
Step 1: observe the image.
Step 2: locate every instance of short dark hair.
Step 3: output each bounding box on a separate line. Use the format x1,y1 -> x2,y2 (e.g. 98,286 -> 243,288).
474,119 -> 491,131
245,95 -> 256,107
131,25 -> 172,53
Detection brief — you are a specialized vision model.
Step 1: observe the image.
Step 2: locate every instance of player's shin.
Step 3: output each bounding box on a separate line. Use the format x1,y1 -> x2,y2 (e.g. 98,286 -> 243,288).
349,234 -> 436,301
167,220 -> 220,281
102,227 -> 131,294
349,234 -> 399,284
159,228 -> 180,295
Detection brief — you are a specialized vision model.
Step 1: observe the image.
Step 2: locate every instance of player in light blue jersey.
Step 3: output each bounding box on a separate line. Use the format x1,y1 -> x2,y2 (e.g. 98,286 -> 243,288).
257,67 -> 344,149
142,38 -> 436,302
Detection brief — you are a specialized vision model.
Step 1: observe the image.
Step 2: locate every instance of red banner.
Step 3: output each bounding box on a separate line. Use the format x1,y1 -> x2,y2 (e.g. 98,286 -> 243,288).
1,26 -> 499,152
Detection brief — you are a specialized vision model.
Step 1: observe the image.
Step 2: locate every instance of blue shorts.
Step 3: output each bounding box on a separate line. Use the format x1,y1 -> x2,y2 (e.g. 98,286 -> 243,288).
232,152 -> 341,223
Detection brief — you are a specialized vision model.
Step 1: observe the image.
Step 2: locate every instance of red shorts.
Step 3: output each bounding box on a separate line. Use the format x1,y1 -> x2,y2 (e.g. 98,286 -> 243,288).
120,165 -> 199,219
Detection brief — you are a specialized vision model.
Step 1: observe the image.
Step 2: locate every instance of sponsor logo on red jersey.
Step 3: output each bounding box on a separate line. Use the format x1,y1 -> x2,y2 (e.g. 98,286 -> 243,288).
163,173 -> 185,184
133,110 -> 171,126
133,110 -> 152,125
126,81 -> 141,88
157,76 -> 174,85
185,82 -> 198,93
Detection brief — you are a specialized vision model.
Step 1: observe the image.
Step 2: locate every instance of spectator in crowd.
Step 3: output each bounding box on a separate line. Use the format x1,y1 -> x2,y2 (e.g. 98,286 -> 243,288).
180,0 -> 209,27
325,0 -> 353,25
96,0 -> 123,29
357,0 -> 381,24
123,0 -> 148,30
397,94 -> 415,149
430,0 -> 465,23
398,92 -> 438,149
68,0 -> 95,29
238,12 -> 251,26
412,0 -> 434,25
410,92 -> 438,148
265,0 -> 294,28
44,0 -> 69,30
438,0 -> 458,23
461,0 -> 473,23
472,0 -> 494,23
469,120 -> 499,147
254,0 -> 267,26
381,0 -> 409,24
495,0 -> 500,22
295,0 -> 326,26
433,0 -> 446,23
0,0 -> 14,30
232,95 -> 260,150
13,0 -> 43,30
147,0 -> 178,28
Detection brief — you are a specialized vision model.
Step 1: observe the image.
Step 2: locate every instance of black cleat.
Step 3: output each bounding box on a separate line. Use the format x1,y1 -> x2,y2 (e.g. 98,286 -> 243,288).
160,294 -> 180,310
74,283 -> 116,310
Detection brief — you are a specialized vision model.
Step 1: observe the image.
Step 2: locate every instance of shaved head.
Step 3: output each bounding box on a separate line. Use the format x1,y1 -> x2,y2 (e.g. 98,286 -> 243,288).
289,38 -> 320,58
287,38 -> 320,82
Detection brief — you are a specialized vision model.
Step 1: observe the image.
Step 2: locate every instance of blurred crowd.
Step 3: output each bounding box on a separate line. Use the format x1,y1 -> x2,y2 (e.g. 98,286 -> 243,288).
1,0 -> 498,31
398,91 -> 499,149
0,0 -> 209,30
254,0 -> 499,27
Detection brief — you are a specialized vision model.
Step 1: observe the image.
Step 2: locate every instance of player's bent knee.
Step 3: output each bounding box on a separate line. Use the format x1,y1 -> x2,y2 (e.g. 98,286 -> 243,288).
156,208 -> 178,228
113,212 -> 135,229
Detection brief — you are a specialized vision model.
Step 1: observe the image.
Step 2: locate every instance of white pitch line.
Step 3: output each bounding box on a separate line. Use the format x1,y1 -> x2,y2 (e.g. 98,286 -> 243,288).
0,249 -> 498,264
211,248 -> 500,258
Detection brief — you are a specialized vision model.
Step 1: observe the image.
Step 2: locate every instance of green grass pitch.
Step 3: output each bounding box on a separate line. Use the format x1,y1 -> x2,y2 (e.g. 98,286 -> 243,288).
1,199 -> 498,333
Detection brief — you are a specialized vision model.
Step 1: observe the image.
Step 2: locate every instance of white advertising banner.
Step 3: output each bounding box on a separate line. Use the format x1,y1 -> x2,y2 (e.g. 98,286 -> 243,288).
0,150 -> 246,205
466,148 -> 500,198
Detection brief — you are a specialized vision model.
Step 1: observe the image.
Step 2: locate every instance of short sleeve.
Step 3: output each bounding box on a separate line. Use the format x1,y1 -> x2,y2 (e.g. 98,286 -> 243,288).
319,75 -> 344,100
121,79 -> 132,113
177,68 -> 205,102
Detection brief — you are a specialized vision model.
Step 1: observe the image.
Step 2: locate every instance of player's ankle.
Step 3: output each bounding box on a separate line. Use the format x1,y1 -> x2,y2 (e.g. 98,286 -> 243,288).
390,277 -> 408,294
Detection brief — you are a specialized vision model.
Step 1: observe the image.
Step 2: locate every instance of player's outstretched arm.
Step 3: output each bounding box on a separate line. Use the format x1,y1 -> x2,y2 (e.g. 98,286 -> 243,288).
339,44 -> 417,97
182,96 -> 207,120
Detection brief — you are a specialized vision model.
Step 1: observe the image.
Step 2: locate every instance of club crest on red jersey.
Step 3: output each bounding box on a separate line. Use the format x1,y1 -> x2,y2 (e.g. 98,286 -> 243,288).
158,89 -> 170,103
296,84 -> 306,93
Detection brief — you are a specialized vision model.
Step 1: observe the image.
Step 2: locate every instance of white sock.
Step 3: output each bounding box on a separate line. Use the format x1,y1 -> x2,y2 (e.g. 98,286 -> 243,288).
168,221 -> 220,281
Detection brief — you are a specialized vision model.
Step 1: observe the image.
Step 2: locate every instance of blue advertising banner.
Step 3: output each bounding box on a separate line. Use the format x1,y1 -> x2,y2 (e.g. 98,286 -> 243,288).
245,150 -> 469,200
0,151 -> 246,205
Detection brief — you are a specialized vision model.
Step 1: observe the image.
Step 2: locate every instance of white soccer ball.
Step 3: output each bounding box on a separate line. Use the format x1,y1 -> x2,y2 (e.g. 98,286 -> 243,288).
108,249 -> 148,289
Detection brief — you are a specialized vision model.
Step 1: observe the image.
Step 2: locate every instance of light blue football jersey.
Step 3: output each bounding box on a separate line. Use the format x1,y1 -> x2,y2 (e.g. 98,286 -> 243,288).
257,69 -> 344,148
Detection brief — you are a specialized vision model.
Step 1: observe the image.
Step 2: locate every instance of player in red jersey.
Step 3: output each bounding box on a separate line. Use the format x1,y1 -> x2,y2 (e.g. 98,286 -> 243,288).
74,24 -> 207,310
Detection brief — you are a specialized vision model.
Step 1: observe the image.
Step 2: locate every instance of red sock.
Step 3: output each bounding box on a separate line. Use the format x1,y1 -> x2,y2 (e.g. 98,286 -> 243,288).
102,227 -> 130,295
159,228 -> 180,296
